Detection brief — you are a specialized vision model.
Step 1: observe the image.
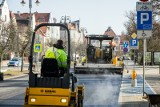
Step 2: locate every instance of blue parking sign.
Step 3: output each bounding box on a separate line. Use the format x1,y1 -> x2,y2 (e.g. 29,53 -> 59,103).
130,38 -> 138,47
137,11 -> 152,30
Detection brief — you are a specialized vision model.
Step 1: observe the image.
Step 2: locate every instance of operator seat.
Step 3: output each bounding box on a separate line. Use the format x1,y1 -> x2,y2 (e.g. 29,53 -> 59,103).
41,58 -> 59,77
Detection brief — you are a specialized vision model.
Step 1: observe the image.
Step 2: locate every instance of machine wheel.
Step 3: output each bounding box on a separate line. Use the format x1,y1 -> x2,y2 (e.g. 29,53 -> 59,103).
78,94 -> 83,107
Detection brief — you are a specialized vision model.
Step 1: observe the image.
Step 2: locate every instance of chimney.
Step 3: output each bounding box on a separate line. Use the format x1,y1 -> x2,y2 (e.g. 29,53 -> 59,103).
17,11 -> 20,16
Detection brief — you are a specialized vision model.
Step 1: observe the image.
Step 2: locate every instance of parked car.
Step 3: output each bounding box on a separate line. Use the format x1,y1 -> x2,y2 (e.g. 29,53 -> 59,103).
7,57 -> 22,67
117,56 -> 131,61
122,56 -> 131,60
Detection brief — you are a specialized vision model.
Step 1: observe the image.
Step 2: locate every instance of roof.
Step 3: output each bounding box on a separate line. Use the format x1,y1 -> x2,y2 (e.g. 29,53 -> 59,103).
14,13 -> 30,20
10,11 -> 15,19
34,13 -> 50,36
14,13 -> 30,27
17,19 -> 29,26
35,13 -> 50,24
68,23 -> 76,29
104,27 -> 116,36
85,35 -> 114,40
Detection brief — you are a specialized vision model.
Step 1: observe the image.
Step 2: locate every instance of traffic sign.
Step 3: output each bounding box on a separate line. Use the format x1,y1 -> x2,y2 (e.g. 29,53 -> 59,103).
131,33 -> 137,39
34,44 -> 42,52
123,48 -> 128,53
136,2 -> 152,11
137,11 -> 152,30
137,30 -> 152,38
136,1 -> 152,38
130,38 -> 138,49
123,41 -> 129,53
123,41 -> 129,48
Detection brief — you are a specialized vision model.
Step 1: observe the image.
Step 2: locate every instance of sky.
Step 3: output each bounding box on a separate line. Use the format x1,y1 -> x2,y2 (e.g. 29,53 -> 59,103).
7,0 -> 139,35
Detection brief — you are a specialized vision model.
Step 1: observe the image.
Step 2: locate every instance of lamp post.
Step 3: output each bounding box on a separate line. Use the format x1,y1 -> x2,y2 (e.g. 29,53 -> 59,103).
60,15 -> 71,40
20,0 -> 40,29
60,15 -> 71,53
60,15 -> 71,24
20,0 -> 40,71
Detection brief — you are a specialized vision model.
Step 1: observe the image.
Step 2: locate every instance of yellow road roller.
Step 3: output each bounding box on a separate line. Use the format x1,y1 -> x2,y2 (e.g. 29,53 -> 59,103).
24,23 -> 84,107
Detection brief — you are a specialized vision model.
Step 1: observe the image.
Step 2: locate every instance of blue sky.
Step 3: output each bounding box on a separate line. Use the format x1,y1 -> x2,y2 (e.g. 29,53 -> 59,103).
7,0 -> 139,35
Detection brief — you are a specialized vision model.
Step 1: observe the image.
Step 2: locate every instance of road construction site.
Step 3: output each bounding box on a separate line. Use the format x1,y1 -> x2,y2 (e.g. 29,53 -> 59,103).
0,65 -> 160,107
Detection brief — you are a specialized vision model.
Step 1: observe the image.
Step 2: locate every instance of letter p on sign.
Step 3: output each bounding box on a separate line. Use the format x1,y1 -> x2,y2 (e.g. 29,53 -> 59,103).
132,40 -> 136,45
137,11 -> 152,30
141,13 -> 149,24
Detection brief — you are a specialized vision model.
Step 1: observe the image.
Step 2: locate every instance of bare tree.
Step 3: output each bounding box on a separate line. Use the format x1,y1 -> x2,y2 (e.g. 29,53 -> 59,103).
76,42 -> 86,56
124,10 -> 137,37
17,25 -> 32,72
0,21 -> 16,72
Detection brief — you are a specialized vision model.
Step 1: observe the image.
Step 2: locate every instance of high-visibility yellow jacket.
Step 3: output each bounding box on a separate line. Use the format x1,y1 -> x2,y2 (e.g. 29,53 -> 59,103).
119,60 -> 124,67
81,56 -> 86,63
45,47 -> 67,68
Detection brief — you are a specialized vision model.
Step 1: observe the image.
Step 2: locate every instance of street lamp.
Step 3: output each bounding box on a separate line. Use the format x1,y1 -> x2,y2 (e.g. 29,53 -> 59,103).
20,0 -> 40,27
60,15 -> 71,24
20,0 -> 40,13
20,0 -> 40,70
60,15 -> 71,46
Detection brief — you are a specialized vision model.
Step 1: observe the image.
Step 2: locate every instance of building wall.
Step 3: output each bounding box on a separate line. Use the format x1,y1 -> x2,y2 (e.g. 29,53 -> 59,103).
49,12 -> 60,40
32,14 -> 36,30
70,29 -> 83,44
0,0 -> 10,23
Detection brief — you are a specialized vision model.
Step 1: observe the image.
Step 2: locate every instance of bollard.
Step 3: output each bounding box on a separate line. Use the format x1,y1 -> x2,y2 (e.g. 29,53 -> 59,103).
131,70 -> 137,87
113,56 -> 117,66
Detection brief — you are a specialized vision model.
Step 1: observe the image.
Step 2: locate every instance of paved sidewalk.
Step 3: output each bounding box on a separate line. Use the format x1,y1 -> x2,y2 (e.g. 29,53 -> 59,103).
118,68 -> 156,107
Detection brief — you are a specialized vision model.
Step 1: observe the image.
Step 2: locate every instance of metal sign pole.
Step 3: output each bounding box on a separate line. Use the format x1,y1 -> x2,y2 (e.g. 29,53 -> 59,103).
134,49 -> 136,70
143,37 -> 146,96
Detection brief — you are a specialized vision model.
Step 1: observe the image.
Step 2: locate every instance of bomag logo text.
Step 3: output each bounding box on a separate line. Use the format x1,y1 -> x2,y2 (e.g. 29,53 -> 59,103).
45,90 -> 56,93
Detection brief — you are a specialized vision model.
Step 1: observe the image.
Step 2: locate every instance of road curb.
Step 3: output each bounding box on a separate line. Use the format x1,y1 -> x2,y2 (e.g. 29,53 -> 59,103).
4,74 -> 28,80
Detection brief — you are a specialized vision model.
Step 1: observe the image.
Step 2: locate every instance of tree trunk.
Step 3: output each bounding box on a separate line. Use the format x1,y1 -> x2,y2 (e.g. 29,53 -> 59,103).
20,52 -> 24,72
0,52 -> 4,73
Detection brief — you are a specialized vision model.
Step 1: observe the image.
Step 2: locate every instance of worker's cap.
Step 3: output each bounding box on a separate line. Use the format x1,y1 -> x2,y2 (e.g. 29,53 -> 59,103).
57,40 -> 63,46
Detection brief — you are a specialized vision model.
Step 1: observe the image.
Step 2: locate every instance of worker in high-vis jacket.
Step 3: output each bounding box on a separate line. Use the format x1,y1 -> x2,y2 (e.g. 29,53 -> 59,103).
45,40 -> 67,76
81,56 -> 86,65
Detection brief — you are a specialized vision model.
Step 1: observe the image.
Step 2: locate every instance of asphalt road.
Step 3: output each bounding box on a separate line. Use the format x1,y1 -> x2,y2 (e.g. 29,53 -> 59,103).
145,74 -> 160,94
0,76 -> 28,107
0,72 -> 122,107
77,74 -> 122,107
